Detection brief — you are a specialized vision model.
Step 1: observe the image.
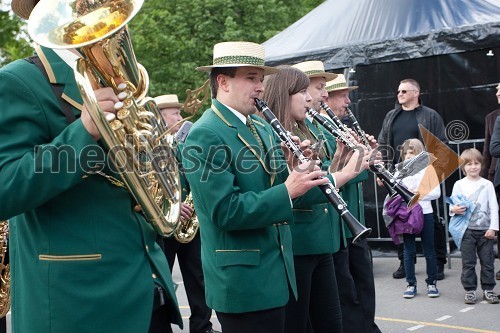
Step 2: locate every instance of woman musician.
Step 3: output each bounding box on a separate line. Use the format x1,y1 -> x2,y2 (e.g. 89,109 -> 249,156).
260,66 -> 373,333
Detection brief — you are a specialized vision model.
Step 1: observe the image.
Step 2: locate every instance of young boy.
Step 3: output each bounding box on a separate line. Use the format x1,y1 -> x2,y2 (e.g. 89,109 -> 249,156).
449,148 -> 499,304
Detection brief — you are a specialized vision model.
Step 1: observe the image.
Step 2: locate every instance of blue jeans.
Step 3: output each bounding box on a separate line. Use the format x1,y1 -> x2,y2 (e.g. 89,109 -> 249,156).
403,213 -> 437,285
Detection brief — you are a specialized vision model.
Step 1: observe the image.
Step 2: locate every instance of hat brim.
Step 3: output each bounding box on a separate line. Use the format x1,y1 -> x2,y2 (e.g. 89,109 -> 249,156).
12,0 -> 38,20
327,86 -> 359,93
308,72 -> 338,81
196,64 -> 279,76
157,103 -> 183,109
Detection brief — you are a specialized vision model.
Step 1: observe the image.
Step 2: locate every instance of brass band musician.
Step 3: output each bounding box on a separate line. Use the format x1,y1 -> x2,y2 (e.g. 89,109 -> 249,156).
154,94 -> 220,333
0,1 -> 182,332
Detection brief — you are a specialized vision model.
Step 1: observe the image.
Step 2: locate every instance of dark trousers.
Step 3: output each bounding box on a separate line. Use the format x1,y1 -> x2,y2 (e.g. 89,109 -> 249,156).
434,211 -> 447,266
285,253 -> 342,333
396,211 -> 447,266
461,229 -> 496,291
333,238 -> 381,333
216,306 -> 286,333
404,213 -> 437,285
149,303 -> 173,333
162,233 -> 213,333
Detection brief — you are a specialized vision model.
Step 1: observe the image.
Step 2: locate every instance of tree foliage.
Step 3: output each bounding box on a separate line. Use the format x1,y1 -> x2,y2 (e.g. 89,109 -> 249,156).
0,2 -> 33,66
130,0 -> 323,110
1,0 -> 323,110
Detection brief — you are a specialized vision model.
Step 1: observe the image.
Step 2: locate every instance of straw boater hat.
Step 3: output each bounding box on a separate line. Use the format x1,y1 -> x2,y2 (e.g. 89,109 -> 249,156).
292,61 -> 338,81
12,0 -> 39,19
325,74 -> 358,93
197,41 -> 279,75
154,94 -> 183,109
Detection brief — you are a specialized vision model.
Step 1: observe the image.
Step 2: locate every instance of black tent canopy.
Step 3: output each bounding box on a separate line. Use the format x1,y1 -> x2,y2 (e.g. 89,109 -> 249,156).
263,0 -> 500,239
264,0 -> 500,69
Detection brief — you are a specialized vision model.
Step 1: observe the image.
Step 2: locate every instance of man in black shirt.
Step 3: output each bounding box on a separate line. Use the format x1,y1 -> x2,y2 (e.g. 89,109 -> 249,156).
378,79 -> 448,281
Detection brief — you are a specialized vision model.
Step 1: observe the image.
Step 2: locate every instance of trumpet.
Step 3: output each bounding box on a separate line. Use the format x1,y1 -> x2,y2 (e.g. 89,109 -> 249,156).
255,99 -> 371,243
313,104 -> 419,207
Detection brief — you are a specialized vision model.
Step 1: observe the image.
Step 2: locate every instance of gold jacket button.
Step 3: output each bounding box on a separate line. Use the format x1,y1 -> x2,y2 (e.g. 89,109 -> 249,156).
145,245 -> 149,252
324,208 -> 328,214
152,273 -> 157,279
281,245 -> 284,251
134,204 -> 142,212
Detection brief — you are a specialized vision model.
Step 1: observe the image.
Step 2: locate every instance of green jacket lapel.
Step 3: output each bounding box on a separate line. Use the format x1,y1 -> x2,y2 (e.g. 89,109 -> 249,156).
37,45 -> 83,112
251,115 -> 277,185
212,100 -> 275,180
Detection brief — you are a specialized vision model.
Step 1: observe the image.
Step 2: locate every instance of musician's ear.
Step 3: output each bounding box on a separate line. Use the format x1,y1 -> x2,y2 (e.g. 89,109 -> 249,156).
217,74 -> 230,93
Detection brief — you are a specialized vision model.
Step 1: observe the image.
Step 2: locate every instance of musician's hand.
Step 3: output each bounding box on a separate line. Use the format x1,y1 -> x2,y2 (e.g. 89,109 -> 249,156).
180,203 -> 194,220
81,87 -> 120,140
366,134 -> 379,149
332,146 -> 371,187
282,137 -> 316,169
285,160 -> 329,199
329,140 -> 352,172
369,150 -> 383,166
376,178 -> 384,187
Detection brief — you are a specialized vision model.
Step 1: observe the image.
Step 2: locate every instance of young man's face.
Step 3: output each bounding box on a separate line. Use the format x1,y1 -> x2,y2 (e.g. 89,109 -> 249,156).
219,66 -> 264,116
307,77 -> 328,112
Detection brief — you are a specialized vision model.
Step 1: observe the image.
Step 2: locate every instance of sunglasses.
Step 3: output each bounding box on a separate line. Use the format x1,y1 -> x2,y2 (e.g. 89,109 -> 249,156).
397,90 -> 417,94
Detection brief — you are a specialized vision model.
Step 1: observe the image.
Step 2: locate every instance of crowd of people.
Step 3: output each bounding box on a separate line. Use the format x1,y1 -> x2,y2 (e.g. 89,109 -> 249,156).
0,1 -> 499,333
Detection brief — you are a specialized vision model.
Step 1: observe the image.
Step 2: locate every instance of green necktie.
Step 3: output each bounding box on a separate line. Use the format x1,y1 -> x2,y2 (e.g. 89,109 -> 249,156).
246,117 -> 265,153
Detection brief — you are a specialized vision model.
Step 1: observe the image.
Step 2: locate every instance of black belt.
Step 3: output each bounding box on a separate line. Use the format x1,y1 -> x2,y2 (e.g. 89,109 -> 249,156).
153,284 -> 166,310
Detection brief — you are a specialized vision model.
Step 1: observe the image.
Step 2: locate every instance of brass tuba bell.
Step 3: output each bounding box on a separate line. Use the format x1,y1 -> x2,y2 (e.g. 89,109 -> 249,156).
27,0 -> 182,236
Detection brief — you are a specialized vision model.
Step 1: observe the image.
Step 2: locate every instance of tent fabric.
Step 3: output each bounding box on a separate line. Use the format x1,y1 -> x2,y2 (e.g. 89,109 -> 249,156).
263,0 -> 500,69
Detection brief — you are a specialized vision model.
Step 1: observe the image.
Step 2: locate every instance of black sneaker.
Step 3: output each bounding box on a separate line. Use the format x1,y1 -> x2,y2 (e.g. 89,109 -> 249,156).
496,270 -> 500,280
392,263 -> 406,279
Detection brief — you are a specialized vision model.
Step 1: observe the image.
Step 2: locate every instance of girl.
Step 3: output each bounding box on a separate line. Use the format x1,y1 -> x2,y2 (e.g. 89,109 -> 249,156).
398,139 -> 441,299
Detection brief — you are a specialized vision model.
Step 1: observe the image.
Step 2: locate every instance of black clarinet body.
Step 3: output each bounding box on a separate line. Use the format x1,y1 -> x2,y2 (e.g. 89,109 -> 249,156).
308,107 -> 418,207
254,98 -> 371,243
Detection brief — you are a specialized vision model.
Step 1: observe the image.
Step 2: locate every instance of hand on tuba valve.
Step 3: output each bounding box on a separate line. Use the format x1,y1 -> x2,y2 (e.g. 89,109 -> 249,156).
174,194 -> 200,244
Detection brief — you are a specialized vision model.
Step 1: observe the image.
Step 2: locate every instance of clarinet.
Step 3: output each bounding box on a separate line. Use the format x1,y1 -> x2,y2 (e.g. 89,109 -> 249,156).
345,107 -> 371,147
254,98 -> 371,243
307,107 -> 418,207
320,102 -> 357,141
344,106 -> 398,197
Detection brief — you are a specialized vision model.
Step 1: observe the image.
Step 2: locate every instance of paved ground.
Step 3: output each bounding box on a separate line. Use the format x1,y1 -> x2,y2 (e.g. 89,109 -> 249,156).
171,250 -> 500,333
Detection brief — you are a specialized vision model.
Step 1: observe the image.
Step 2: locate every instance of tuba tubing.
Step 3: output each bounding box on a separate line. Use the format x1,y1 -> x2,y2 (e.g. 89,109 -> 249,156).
255,99 -> 371,243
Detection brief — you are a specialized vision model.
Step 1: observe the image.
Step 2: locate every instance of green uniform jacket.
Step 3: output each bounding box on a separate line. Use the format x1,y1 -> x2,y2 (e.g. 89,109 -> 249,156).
0,47 -> 181,333
289,120 -> 343,255
182,100 -> 328,313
